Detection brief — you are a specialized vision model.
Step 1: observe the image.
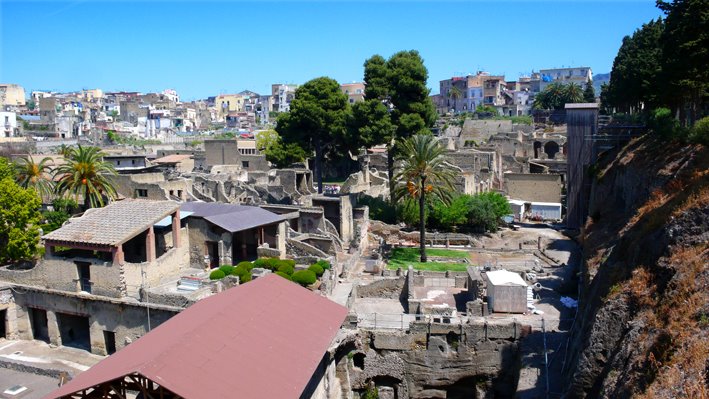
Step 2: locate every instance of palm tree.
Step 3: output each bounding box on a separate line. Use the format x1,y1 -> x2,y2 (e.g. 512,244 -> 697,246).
56,144 -> 73,157
54,145 -> 118,209
448,86 -> 463,113
393,134 -> 456,262
564,83 -> 584,104
14,154 -> 55,200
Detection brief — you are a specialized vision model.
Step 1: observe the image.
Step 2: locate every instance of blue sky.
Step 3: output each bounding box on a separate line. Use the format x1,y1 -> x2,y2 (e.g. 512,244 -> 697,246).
1,1 -> 663,100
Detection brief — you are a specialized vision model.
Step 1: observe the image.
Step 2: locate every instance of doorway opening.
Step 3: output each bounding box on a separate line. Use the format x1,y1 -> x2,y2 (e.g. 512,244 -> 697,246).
56,313 -> 91,351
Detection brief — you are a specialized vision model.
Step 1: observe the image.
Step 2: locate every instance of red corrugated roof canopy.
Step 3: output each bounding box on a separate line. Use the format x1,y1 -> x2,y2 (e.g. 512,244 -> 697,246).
44,275 -> 348,399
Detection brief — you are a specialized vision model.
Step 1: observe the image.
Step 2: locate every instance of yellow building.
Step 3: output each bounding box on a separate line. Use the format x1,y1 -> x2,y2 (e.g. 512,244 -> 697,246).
82,89 -> 104,101
215,94 -> 244,118
0,84 -> 26,106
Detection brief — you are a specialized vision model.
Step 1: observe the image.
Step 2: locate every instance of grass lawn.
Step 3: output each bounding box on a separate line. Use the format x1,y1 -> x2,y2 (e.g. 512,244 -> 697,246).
386,247 -> 471,272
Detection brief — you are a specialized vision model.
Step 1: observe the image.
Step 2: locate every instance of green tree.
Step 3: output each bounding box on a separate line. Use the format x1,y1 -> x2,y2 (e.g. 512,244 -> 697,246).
430,194 -> 470,230
393,134 -> 456,262
448,86 -> 463,113
0,177 -> 42,263
57,144 -> 73,157
466,192 -> 511,232
41,197 -> 78,233
256,129 -> 308,168
0,157 -> 16,180
534,82 -> 587,110
583,81 -> 596,103
54,145 -> 118,209
534,82 -> 567,110
475,104 -> 498,117
26,100 -> 36,111
276,77 -> 349,193
564,83 -> 584,104
346,99 -> 395,150
14,154 -> 55,200
109,110 -> 119,121
255,129 -> 279,152
604,18 -> 664,114
657,0 -> 709,125
357,51 -> 437,196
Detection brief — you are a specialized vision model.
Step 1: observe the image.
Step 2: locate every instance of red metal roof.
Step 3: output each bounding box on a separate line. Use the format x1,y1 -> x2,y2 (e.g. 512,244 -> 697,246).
45,275 -> 348,399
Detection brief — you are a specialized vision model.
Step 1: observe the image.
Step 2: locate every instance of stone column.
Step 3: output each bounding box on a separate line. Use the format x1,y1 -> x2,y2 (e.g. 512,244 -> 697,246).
88,318 -> 107,356
44,243 -> 54,258
46,311 -> 61,347
171,210 -> 181,248
146,226 -> 156,262
5,304 -> 31,340
277,222 -> 287,259
112,245 -> 124,265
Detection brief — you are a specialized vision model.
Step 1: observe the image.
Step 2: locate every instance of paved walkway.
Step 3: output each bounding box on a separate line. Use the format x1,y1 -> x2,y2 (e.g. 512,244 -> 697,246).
0,339 -> 103,375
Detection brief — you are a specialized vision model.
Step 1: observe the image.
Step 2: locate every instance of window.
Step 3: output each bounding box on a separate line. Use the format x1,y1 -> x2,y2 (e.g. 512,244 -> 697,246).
131,159 -> 135,165
116,160 -> 121,166
242,161 -> 249,168
136,189 -> 148,198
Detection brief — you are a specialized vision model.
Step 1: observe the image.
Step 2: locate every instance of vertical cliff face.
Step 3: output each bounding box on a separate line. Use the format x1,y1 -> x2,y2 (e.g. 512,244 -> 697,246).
564,136 -> 708,398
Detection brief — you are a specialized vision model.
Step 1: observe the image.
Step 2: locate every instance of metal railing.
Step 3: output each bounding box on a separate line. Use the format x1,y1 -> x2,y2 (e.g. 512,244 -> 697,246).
355,313 -> 468,330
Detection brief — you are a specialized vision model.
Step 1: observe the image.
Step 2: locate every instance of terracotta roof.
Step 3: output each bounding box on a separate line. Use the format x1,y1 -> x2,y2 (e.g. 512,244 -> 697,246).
45,275 -> 348,399
153,154 -> 192,164
43,200 -> 179,246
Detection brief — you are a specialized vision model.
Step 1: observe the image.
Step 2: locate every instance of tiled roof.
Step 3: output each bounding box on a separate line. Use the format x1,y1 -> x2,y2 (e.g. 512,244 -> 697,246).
43,200 -> 179,246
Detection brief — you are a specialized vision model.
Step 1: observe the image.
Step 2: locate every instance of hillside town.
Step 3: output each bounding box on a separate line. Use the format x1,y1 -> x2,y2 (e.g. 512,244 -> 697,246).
0,0 -> 707,398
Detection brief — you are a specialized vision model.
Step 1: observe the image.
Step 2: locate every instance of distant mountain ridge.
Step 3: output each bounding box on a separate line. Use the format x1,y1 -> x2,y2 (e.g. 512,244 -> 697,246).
592,73 -> 610,93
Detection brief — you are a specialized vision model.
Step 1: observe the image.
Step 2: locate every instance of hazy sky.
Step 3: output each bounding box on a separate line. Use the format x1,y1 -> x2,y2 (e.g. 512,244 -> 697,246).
0,1 -> 663,100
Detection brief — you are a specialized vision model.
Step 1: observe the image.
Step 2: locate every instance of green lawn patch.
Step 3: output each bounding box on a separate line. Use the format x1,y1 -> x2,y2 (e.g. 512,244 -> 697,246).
386,247 -> 471,271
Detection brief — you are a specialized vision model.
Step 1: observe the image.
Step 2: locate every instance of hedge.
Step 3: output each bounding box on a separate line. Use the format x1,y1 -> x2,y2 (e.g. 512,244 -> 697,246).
292,270 -> 317,286
209,270 -> 226,280
308,264 -> 324,277
236,261 -> 254,272
314,260 -> 331,270
277,264 -> 295,275
219,265 -> 235,275
275,271 -> 292,281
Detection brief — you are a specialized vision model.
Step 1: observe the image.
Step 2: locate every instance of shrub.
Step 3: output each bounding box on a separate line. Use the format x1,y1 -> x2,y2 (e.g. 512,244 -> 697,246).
648,107 -> 682,139
277,263 -> 294,275
239,272 -> 252,283
252,258 -> 269,269
308,264 -> 324,277
275,271 -> 292,281
219,265 -> 234,275
261,257 -> 281,271
292,270 -> 317,286
357,195 -> 397,224
209,270 -> 226,280
236,261 -> 254,272
690,116 -> 709,145
278,259 -> 296,268
315,260 -> 331,270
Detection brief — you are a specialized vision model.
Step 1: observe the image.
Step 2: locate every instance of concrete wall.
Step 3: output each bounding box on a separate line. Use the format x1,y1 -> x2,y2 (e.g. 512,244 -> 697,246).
114,173 -> 192,201
505,173 -> 563,203
0,228 -> 188,299
8,288 -> 178,355
486,283 -> 527,313
205,139 -> 240,166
